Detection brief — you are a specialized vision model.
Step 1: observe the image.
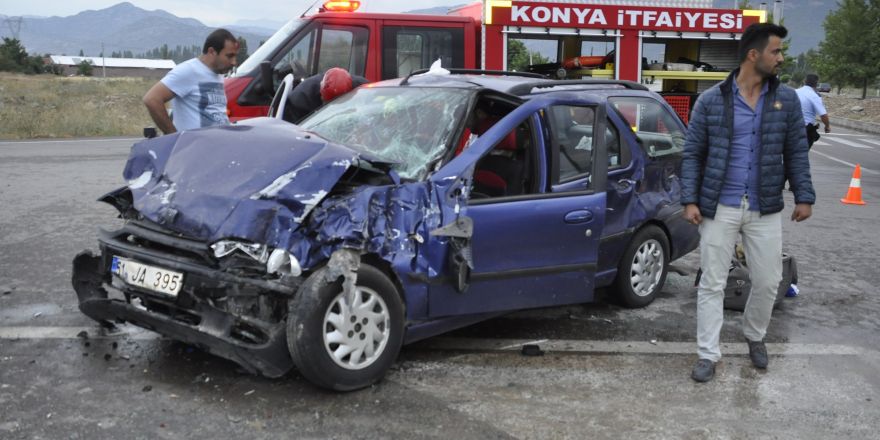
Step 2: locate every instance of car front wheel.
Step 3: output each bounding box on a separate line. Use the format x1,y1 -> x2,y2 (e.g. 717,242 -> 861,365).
614,225 -> 669,308
287,265 -> 404,391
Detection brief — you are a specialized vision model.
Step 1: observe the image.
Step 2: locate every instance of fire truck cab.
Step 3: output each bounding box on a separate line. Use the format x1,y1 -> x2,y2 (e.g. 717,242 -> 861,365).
225,0 -> 768,122
225,1 -> 480,121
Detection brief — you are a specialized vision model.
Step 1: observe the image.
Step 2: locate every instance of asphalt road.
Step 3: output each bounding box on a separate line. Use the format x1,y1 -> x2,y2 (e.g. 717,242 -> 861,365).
1,129 -> 879,439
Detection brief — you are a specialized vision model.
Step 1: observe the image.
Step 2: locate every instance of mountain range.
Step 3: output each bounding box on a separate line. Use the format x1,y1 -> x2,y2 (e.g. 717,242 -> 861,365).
0,1 -> 837,58
0,2 -> 272,57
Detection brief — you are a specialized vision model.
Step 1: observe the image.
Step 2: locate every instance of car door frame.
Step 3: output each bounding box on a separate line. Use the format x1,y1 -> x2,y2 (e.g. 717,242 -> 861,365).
426,96 -> 608,317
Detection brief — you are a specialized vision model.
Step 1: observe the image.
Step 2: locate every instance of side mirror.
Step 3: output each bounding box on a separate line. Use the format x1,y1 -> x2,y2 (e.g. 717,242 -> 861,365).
259,61 -> 274,96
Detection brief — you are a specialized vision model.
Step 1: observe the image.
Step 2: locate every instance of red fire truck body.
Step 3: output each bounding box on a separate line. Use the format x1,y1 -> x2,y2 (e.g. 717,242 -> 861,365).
224,0 -> 767,121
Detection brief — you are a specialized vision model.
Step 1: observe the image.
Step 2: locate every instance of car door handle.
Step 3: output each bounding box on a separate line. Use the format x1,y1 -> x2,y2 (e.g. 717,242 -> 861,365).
617,178 -> 637,189
564,210 -> 594,224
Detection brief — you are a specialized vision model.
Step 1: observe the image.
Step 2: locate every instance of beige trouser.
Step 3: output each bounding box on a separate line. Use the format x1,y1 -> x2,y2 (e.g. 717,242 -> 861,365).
696,196 -> 782,362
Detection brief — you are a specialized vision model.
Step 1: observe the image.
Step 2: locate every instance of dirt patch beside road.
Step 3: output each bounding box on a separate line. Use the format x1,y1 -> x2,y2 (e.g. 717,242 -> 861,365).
0,73 -> 154,139
822,94 -> 880,124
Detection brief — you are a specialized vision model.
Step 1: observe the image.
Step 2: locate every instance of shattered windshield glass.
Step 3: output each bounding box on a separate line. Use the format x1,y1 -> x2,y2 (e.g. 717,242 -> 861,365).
299,87 -> 471,180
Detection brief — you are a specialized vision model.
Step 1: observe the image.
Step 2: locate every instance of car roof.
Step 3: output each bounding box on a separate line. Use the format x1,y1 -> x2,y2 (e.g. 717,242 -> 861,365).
369,70 -> 655,104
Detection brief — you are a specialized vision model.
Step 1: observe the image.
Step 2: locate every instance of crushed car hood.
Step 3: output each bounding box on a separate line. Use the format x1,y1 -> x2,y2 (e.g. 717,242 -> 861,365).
122,118 -> 391,245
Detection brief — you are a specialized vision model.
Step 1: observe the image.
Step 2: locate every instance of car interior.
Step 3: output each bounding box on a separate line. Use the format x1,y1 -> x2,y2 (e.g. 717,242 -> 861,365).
454,96 -> 536,199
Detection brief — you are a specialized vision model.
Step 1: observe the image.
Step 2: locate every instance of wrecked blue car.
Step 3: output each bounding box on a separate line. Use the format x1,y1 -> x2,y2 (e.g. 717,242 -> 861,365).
72,71 -> 698,390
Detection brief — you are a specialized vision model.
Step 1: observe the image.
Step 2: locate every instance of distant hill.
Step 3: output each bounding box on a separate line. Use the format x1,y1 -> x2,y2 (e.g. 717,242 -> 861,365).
1,1 -> 835,58
0,2 -> 271,57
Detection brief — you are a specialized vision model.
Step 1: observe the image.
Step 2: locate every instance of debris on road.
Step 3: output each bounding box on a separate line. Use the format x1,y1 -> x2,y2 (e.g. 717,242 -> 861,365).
521,344 -> 545,356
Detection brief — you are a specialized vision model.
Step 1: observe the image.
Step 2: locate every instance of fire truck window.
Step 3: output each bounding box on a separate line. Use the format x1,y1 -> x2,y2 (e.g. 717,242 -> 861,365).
273,27 -> 316,82
396,34 -> 423,77
382,27 -> 464,79
272,26 -> 367,84
609,97 -> 686,159
317,27 -> 368,76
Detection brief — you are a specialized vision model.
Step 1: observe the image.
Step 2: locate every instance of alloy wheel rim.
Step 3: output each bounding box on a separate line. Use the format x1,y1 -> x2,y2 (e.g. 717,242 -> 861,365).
323,286 -> 390,370
630,239 -> 664,297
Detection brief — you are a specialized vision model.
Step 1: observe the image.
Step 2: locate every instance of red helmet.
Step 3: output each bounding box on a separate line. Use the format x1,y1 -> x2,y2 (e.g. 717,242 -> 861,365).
320,67 -> 353,102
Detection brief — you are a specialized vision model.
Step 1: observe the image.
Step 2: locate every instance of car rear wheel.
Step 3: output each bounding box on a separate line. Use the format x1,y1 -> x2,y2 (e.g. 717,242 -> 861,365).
287,265 -> 404,391
614,225 -> 669,308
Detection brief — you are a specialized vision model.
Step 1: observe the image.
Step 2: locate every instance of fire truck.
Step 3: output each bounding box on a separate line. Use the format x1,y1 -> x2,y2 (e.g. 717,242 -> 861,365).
224,0 -> 767,122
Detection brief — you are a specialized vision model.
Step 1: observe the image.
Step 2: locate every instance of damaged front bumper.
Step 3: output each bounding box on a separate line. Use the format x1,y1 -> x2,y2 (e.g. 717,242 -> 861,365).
71,222 -> 299,378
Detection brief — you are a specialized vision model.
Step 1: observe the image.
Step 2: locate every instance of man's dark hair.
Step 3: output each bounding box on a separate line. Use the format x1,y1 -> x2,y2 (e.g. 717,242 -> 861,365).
203,28 -> 236,54
804,73 -> 819,87
738,23 -> 788,63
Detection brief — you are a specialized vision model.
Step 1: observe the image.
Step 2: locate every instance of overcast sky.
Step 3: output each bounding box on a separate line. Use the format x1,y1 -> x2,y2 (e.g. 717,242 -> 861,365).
0,0 -> 463,26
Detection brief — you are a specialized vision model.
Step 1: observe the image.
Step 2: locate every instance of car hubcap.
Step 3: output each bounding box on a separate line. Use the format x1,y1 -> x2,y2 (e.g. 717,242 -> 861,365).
323,286 -> 390,370
630,239 -> 664,297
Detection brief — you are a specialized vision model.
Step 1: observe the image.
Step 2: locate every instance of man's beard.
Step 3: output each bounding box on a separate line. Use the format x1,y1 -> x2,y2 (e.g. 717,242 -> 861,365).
756,61 -> 780,79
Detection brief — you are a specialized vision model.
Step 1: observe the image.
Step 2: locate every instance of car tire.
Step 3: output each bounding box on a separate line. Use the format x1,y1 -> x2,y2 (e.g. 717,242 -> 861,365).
614,225 -> 669,308
287,264 -> 404,391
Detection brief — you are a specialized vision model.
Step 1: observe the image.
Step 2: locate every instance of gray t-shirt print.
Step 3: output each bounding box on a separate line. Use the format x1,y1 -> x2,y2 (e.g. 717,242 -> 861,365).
161,58 -> 230,131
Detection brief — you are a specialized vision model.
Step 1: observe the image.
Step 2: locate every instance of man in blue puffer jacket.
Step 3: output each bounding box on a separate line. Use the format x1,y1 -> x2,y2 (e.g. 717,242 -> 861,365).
681,23 -> 815,383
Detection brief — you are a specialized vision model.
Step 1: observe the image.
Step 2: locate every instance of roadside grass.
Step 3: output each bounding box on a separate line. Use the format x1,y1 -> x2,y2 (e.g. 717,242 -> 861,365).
0,73 -> 154,139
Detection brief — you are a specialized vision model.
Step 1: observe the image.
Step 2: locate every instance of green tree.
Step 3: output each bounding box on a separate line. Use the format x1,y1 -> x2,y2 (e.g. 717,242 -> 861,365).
236,37 -> 249,65
815,0 -> 880,99
78,49 -> 84,56
0,38 -> 29,71
507,39 -> 550,72
76,59 -> 94,76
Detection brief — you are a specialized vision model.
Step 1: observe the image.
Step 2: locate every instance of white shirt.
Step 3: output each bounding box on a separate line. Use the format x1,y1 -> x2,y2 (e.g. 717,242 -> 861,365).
161,58 -> 230,131
796,85 -> 827,126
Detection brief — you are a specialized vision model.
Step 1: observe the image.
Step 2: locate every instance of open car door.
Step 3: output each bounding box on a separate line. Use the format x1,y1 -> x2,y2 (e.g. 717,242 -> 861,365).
427,97 -> 608,317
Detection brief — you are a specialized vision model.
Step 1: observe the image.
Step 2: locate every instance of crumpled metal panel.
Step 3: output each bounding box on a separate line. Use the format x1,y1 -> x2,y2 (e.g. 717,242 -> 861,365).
123,120 -> 358,241
120,117 -> 459,280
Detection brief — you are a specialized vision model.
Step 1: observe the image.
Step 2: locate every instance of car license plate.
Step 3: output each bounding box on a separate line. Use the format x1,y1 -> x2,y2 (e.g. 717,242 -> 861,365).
111,256 -> 183,297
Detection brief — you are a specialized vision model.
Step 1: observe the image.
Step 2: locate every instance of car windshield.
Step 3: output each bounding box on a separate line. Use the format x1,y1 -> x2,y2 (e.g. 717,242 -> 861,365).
232,19 -> 305,77
299,87 -> 471,180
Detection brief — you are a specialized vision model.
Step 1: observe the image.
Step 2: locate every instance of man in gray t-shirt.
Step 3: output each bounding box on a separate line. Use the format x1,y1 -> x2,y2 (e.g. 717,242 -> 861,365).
143,29 -> 239,134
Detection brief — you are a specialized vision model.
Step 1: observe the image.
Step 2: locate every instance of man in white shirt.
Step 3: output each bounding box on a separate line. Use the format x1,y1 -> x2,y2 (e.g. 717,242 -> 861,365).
143,29 -> 239,134
796,73 -> 831,149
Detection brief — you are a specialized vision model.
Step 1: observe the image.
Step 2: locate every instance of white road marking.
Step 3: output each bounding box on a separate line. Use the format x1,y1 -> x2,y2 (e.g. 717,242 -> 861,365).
419,337 -> 868,356
0,138 -> 140,145
0,327 -> 871,358
814,140 -> 831,146
858,138 -> 880,146
810,149 -> 879,175
822,137 -> 874,149
0,326 -> 158,340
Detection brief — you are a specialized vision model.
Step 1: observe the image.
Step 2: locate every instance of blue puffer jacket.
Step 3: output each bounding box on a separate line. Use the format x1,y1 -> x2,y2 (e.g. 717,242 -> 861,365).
681,69 -> 816,218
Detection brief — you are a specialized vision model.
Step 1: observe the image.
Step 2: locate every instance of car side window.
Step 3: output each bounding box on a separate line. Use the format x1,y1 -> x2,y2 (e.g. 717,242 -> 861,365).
608,97 -> 686,159
467,105 -> 538,200
605,119 -> 627,169
548,105 -> 596,184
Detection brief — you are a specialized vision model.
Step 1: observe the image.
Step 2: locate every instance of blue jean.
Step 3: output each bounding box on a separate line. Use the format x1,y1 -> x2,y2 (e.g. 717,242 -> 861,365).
696,197 -> 782,362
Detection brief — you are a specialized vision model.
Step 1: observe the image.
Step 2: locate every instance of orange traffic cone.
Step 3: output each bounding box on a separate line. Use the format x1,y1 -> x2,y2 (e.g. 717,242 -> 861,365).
841,164 -> 866,205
